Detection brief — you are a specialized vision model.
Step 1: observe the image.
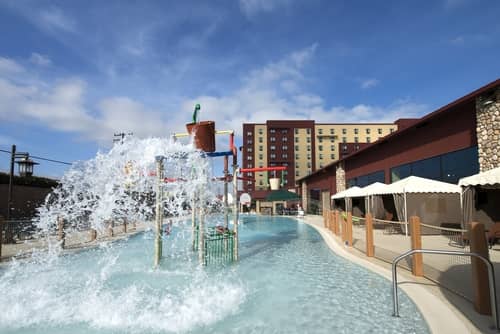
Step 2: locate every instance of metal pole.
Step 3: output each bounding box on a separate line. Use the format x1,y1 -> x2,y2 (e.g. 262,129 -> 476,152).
224,156 -> 229,229
154,156 -> 164,268
5,145 -> 16,243
198,208 -> 205,265
191,197 -> 196,250
233,166 -> 239,261
391,249 -> 499,330
403,192 -> 408,236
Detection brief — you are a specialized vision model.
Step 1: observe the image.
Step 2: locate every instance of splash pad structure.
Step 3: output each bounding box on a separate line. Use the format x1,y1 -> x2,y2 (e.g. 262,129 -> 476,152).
171,120 -> 240,266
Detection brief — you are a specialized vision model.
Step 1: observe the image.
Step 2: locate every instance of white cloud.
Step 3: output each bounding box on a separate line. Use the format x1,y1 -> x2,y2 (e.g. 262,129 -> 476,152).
30,53 -> 51,66
39,7 -> 76,32
239,0 -> 292,17
0,57 -> 25,74
0,48 -> 428,150
360,78 -> 379,89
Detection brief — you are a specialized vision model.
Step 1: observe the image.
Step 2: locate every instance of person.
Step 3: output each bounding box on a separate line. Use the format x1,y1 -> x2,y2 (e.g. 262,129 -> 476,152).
297,205 -> 304,217
165,219 -> 173,235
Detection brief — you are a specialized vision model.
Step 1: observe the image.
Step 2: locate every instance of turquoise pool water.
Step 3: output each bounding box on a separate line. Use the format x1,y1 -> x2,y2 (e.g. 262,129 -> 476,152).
0,216 -> 429,333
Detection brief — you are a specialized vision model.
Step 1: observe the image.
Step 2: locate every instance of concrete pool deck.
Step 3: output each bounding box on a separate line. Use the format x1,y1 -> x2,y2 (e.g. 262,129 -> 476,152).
302,215 -> 498,334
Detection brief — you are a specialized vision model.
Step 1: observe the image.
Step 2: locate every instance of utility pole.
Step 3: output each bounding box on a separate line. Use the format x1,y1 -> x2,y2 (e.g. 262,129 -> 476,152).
113,132 -> 133,144
5,145 -> 16,243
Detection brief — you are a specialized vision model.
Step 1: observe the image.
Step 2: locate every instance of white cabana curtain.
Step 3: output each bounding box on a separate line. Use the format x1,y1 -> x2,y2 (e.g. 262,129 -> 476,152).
461,186 -> 475,228
392,193 -> 405,222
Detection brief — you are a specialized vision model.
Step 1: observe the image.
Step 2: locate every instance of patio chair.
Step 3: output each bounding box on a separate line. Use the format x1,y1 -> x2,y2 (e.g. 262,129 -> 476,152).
487,223 -> 500,249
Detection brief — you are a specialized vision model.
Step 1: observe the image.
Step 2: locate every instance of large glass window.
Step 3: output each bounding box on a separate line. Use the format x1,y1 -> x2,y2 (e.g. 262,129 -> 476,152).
441,146 -> 479,183
391,163 -> 411,182
390,147 -> 479,183
348,170 -> 385,187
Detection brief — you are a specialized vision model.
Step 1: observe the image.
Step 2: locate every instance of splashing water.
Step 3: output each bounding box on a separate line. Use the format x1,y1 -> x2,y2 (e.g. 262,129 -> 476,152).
35,137 -> 219,245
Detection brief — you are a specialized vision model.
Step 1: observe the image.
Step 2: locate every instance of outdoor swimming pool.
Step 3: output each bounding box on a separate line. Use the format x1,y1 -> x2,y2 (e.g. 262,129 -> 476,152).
0,215 -> 429,333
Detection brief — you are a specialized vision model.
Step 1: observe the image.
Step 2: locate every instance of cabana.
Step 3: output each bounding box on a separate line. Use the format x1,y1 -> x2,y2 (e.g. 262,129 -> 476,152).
365,176 -> 462,235
331,186 -> 363,214
459,166 -> 500,230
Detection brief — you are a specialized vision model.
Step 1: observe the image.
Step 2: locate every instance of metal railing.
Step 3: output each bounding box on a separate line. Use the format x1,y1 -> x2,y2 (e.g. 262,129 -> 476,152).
392,249 -> 499,331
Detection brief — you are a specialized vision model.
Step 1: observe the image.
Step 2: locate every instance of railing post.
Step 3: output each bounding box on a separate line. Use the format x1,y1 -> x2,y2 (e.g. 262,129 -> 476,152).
122,218 -> 127,233
329,211 -> 335,233
410,216 -> 423,277
469,222 -> 491,315
57,216 -> 66,249
107,220 -> 114,237
89,228 -> 97,242
0,215 -> 3,258
324,209 -> 328,228
347,212 -> 353,246
334,210 -> 339,235
365,213 -> 374,257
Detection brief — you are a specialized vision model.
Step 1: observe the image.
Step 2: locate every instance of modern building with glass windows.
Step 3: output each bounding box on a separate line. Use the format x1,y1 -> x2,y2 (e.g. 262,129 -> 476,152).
298,78 -> 500,213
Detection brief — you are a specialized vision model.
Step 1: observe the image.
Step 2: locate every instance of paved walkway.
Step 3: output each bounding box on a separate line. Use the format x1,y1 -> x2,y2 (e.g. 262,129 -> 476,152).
303,215 -> 499,334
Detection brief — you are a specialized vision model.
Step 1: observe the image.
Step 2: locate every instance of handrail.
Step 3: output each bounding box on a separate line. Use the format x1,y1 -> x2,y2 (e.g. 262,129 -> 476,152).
373,218 -> 408,225
420,223 -> 467,233
392,249 -> 499,331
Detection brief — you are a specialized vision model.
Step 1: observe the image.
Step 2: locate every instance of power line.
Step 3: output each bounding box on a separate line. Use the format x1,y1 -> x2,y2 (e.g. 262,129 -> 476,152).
0,149 -> 72,165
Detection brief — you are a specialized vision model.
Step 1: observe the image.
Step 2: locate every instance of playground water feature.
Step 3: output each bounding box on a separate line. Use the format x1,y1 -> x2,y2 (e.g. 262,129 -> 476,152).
0,138 -> 430,333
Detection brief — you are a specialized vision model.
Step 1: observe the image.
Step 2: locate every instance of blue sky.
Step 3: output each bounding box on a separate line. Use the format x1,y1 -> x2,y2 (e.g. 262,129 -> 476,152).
0,0 -> 499,178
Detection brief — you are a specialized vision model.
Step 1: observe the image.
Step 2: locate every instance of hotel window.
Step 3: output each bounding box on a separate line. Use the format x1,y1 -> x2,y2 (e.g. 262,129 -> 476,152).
307,145 -> 311,151
259,163 -> 263,168
318,137 -> 323,143
319,145 -> 323,151
295,145 -> 299,151
247,181 -> 253,185
281,129 -> 287,134
342,128 -> 347,134
295,137 -> 299,143
307,137 -> 311,143
319,154 -> 323,160
330,138 -> 335,143
354,137 -> 359,143
248,172 -> 253,177
295,154 -> 300,159
282,153 -> 288,159
247,156 -> 253,160
259,137 -> 263,143
247,131 -> 252,136
330,128 -> 335,134
330,145 -> 335,151
259,180 -> 263,186
318,128 -> 323,134
367,137 -> 371,143
307,162 -> 311,168
295,129 -> 299,135
282,137 -> 288,142
355,145 -> 360,150
390,128 -> 395,133
296,171 -> 300,176
307,154 -> 311,160
247,139 -> 253,144
342,145 -> 348,152
259,146 -> 263,151
270,129 -> 276,134
342,137 -> 347,143
354,128 -> 359,134
330,154 -> 335,159
270,137 -> 276,142
259,154 -> 263,159
270,153 -> 276,159
306,128 -> 311,134
295,163 -> 299,168
283,145 -> 288,150
247,147 -> 253,152
270,145 -> 276,151
366,128 -> 371,134
378,128 -> 382,134
258,129 -> 263,135
248,163 -> 253,168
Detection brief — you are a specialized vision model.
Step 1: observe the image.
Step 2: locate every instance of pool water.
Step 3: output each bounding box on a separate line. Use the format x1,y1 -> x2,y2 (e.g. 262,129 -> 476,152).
0,216 -> 429,333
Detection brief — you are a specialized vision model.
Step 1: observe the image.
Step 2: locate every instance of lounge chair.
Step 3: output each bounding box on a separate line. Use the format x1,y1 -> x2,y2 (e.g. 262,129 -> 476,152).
487,223 -> 500,249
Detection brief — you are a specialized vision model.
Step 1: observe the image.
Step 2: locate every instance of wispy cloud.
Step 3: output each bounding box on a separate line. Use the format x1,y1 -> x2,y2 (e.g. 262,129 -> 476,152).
239,0 -> 292,17
0,57 -> 25,74
38,7 -> 76,33
360,78 -> 380,89
0,47 -> 428,149
30,52 -> 51,66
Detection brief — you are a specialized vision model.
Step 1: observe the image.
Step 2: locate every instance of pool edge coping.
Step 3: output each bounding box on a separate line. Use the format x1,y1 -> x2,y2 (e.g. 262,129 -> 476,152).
301,216 -> 480,334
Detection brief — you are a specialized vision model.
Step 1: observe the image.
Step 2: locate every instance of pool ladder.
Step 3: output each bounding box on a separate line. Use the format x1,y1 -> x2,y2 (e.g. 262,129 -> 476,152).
391,249 -> 499,331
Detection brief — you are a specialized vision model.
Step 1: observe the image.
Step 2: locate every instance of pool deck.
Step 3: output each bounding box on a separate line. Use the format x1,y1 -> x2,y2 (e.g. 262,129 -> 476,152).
302,215 -> 498,334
